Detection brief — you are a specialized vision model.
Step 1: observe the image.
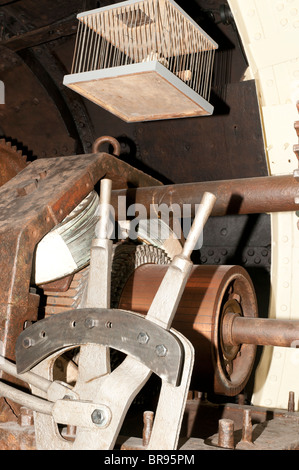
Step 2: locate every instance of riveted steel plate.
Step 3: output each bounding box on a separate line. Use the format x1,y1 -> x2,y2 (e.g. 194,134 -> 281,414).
16,308 -> 184,385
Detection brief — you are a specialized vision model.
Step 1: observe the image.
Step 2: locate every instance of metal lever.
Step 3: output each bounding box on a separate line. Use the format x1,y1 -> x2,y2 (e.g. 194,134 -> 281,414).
76,178 -> 113,390
84,178 -> 113,308
146,191 -> 216,330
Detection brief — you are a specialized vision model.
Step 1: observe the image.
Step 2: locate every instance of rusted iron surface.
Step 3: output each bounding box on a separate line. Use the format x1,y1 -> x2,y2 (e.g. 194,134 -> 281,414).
0,145 -> 161,441
0,149 -> 161,365
0,139 -> 27,187
120,400 -> 299,451
0,422 -> 36,450
0,406 -> 36,449
111,174 -> 299,219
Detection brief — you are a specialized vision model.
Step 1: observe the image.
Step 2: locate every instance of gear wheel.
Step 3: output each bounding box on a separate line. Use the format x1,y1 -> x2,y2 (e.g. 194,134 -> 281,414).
43,242 -> 171,316
0,138 -> 27,187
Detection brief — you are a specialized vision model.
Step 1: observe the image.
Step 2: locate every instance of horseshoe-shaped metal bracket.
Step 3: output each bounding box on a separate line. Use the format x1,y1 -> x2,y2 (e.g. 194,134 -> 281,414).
15,308 -> 184,386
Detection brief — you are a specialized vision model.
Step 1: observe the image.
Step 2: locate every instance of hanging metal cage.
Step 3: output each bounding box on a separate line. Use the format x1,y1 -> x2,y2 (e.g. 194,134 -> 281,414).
63,0 -> 218,122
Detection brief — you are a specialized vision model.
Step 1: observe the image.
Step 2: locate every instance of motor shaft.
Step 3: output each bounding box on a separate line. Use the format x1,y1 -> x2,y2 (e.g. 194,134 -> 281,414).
223,314 -> 299,348
111,174 -> 299,219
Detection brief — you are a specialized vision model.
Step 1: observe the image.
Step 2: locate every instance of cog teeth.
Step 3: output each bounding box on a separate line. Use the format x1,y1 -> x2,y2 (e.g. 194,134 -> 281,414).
0,138 -> 26,159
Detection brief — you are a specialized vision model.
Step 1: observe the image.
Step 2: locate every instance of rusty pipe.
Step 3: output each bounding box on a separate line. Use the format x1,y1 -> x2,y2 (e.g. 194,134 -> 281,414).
223,314 -> 299,348
111,174 -> 299,219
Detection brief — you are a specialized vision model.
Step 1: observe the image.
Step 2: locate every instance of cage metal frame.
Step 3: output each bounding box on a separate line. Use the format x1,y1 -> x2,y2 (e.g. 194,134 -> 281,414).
64,0 -> 218,121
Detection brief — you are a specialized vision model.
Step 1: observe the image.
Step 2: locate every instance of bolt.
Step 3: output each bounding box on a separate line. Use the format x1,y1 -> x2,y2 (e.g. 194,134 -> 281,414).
241,409 -> 253,444
22,337 -> 34,349
84,317 -> 98,329
91,409 -> 108,426
63,394 -> 74,400
155,344 -> 168,357
137,332 -> 149,345
288,391 -> 295,412
18,407 -> 34,427
218,419 -> 234,449
143,411 -> 154,447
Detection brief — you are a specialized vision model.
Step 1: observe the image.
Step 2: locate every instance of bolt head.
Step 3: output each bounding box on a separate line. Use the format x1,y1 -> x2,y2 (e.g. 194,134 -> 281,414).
156,344 -> 168,357
22,337 -> 34,349
137,332 -> 149,344
91,409 -> 108,426
84,317 -> 97,329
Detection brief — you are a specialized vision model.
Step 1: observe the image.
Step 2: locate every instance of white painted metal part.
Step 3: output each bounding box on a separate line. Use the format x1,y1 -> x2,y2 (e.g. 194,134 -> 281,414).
228,0 -> 299,410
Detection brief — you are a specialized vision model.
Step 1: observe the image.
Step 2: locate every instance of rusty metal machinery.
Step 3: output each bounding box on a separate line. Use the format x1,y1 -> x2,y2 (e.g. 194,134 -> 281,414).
0,138 -> 27,187
0,138 -> 299,451
0,0 -> 299,454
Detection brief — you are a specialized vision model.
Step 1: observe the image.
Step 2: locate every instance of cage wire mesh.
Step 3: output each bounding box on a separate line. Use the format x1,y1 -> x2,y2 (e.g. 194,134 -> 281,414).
64,0 -> 218,121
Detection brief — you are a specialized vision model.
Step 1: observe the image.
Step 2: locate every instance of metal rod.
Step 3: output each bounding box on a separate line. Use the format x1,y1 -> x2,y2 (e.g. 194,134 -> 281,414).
182,192 -> 216,258
111,175 -> 299,219
288,391 -> 295,412
0,355 -> 52,393
241,409 -> 253,444
98,178 -> 112,239
143,411 -> 154,447
0,381 -> 53,415
224,316 -> 299,348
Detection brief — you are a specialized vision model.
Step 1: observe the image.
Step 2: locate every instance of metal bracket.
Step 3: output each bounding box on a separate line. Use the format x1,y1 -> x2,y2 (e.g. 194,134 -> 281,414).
16,308 -> 184,386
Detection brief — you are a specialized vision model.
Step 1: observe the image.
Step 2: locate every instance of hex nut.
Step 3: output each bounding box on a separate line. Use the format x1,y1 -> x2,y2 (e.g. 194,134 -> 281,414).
155,344 -> 168,357
137,332 -> 150,344
22,337 -> 34,349
84,317 -> 97,329
91,409 -> 108,426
